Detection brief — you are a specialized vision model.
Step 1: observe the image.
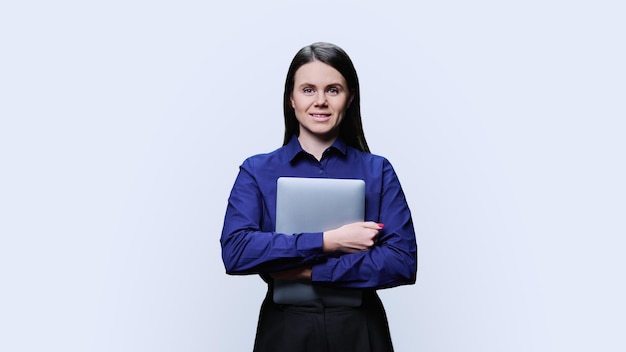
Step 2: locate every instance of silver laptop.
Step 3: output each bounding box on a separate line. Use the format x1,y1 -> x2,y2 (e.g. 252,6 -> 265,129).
273,177 -> 365,306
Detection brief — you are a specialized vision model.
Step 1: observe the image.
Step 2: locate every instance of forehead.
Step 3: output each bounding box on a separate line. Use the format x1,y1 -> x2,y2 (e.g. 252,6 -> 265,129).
293,61 -> 347,86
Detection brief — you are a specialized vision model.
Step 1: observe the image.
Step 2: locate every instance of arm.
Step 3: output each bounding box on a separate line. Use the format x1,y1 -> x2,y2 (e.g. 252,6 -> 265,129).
270,221 -> 383,280
311,159 -> 418,289
220,160 -> 327,275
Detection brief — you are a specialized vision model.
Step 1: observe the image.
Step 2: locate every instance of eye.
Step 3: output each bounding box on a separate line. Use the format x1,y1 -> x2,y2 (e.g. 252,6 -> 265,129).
302,87 -> 315,95
326,87 -> 340,95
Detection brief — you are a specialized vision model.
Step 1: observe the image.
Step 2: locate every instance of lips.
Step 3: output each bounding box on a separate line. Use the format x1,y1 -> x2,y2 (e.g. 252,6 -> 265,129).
310,113 -> 331,121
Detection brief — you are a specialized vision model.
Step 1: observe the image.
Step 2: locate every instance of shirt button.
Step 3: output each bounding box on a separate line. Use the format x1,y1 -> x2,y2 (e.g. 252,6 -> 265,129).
318,169 -> 324,175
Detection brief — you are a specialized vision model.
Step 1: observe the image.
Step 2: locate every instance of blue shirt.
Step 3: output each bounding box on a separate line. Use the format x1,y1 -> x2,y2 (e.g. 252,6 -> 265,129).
220,136 -> 417,289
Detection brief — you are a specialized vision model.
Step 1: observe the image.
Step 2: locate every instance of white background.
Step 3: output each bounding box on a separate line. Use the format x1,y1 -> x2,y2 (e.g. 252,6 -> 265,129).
1,1 -> 624,351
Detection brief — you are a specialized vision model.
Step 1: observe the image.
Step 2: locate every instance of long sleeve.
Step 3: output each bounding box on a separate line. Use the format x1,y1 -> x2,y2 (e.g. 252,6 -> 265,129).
220,159 -> 326,275
311,158 -> 418,289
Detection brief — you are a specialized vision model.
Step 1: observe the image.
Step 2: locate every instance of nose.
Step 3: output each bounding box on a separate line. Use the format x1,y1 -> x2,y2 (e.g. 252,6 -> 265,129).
314,91 -> 327,106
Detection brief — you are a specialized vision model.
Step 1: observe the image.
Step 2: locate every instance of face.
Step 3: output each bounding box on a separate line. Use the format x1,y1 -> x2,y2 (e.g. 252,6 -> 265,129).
290,61 -> 353,142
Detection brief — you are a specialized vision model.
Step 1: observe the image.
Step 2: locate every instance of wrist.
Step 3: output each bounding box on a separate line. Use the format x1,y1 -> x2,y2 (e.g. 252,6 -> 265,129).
322,230 -> 337,252
301,267 -> 312,280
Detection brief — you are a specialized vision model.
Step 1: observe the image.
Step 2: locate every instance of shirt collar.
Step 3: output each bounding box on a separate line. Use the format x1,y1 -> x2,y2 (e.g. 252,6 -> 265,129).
286,135 -> 348,163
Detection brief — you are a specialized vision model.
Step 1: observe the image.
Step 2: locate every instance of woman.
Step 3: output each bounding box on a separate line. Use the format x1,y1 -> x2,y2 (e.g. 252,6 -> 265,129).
220,42 -> 417,352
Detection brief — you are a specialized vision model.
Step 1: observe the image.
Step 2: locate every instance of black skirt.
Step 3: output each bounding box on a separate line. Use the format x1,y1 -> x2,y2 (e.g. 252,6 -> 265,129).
253,289 -> 394,352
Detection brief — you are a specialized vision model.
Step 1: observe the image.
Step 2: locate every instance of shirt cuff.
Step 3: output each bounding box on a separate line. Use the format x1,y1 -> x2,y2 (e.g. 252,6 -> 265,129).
295,231 -> 324,255
311,259 -> 333,283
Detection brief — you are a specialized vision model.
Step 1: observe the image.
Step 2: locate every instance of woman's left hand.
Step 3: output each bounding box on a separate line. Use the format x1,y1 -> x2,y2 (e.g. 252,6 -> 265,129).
270,266 -> 312,281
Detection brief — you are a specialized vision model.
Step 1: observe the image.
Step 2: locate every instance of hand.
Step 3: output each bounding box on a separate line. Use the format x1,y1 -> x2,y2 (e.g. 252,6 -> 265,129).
270,266 -> 312,281
323,222 -> 383,253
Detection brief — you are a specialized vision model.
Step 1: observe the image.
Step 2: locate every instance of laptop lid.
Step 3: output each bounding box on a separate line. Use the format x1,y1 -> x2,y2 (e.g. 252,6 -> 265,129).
275,177 -> 365,234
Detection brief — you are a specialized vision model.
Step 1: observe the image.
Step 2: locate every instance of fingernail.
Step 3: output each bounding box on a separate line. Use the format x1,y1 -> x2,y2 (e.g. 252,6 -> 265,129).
378,223 -> 384,228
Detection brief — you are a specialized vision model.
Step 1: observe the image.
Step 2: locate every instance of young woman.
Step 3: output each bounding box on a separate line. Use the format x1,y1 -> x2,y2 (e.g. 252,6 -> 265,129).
220,42 -> 417,352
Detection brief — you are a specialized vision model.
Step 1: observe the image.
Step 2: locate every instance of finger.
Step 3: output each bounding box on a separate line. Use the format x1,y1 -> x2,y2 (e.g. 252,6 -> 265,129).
364,222 -> 384,229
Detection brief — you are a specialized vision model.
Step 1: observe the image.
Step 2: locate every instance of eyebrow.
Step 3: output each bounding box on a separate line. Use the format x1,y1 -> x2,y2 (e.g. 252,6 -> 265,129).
296,82 -> 346,88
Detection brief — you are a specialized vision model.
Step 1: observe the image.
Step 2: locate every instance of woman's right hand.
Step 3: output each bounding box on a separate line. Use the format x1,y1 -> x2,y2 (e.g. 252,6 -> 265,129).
322,222 -> 384,253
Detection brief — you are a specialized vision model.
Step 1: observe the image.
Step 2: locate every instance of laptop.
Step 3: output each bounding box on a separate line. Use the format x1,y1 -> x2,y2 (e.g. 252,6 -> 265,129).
273,177 -> 365,306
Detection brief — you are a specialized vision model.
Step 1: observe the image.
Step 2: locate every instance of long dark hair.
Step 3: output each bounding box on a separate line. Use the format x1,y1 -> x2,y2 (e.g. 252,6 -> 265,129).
282,42 -> 370,153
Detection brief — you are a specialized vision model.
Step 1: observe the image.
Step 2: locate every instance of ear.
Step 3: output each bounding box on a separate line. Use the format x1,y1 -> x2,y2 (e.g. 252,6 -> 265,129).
290,94 -> 296,108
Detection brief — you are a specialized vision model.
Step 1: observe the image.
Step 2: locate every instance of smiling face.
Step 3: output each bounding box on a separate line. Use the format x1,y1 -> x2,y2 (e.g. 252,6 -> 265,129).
290,60 -> 353,144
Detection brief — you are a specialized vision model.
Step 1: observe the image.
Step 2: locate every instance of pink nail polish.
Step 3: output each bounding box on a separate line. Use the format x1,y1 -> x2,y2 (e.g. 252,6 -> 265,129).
378,223 -> 384,228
